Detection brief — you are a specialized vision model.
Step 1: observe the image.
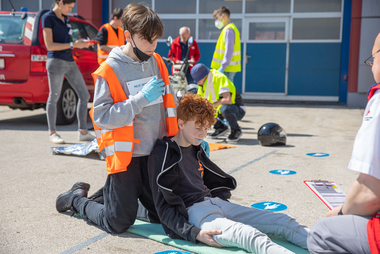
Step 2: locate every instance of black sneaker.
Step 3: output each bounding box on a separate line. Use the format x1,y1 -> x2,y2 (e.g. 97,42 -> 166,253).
56,182 -> 90,213
213,120 -> 224,130
88,187 -> 104,204
208,125 -> 229,139
226,129 -> 243,142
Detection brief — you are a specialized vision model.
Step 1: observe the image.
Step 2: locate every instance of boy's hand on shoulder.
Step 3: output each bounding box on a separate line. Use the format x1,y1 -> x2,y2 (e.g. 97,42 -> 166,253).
196,229 -> 223,247
141,78 -> 165,103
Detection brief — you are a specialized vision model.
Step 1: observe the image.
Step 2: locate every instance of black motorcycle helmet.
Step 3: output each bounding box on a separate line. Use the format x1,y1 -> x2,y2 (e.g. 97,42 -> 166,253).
257,123 -> 287,146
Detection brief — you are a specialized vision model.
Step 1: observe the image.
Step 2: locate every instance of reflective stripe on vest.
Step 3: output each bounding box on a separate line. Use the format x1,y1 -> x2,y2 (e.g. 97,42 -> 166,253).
104,141 -> 133,156
211,23 -> 241,72
198,69 -> 237,115
97,23 -> 125,65
89,53 -> 178,175
153,53 -> 179,137
205,72 -> 217,103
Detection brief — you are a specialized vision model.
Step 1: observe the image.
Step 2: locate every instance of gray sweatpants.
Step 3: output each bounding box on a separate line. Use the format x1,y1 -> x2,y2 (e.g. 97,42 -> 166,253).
307,215 -> 371,254
46,58 -> 90,132
187,197 -> 309,254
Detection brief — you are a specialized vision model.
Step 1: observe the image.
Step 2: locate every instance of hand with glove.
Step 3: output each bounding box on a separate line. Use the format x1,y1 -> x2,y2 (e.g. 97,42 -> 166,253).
217,67 -> 224,73
141,78 -> 165,103
201,140 -> 210,158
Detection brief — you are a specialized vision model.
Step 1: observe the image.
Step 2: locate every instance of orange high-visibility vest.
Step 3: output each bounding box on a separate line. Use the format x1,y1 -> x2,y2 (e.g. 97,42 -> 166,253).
89,53 -> 178,175
97,23 -> 125,65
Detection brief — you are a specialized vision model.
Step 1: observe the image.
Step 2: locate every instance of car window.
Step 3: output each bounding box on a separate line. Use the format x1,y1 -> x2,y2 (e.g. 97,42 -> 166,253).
83,23 -> 98,40
71,20 -> 97,52
83,23 -> 98,52
0,15 -> 27,44
70,21 -> 87,42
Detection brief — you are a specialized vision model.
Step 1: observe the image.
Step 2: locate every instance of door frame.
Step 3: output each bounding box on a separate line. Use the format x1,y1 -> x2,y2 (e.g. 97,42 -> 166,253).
242,17 -> 290,98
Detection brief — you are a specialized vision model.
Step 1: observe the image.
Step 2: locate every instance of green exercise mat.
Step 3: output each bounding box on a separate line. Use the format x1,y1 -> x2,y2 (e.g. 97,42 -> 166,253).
128,219 -> 310,254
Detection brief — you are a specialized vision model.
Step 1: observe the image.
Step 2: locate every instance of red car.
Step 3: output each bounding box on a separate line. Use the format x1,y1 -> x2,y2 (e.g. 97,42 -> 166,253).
0,10 -> 99,125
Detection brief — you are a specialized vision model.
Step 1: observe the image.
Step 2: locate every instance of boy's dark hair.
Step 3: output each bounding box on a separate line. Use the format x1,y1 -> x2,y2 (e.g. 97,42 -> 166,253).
122,3 -> 163,43
55,0 -> 76,4
112,8 -> 123,19
177,94 -> 216,128
213,6 -> 230,18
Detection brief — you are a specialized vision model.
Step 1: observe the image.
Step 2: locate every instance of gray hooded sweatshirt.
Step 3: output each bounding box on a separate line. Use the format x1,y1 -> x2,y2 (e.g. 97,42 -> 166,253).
92,45 -> 175,157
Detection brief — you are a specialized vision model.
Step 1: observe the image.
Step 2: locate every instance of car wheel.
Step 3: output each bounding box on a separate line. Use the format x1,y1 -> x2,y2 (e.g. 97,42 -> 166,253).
56,80 -> 77,125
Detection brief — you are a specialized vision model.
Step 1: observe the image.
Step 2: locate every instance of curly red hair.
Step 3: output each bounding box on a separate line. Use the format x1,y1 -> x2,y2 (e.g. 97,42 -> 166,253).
177,94 -> 216,128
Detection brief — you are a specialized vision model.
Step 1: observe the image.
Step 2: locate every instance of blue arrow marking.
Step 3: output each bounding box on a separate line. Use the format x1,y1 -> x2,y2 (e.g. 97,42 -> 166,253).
269,169 -> 297,175
251,202 -> 288,212
306,153 -> 330,157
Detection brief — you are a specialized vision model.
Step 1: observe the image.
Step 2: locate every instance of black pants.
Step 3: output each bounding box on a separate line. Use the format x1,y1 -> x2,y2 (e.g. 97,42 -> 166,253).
73,156 -> 158,234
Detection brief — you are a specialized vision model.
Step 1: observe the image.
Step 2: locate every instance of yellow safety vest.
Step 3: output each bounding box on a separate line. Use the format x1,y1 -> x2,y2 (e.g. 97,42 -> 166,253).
211,23 -> 241,72
89,53 -> 178,175
197,69 -> 236,115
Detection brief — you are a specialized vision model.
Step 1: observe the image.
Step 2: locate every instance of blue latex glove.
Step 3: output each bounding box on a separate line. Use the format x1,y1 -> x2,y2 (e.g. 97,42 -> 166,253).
217,67 -> 224,73
201,140 -> 210,158
141,78 -> 165,103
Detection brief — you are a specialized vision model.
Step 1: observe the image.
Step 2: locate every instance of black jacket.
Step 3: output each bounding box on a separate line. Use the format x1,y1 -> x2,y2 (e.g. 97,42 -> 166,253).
147,136 -> 237,243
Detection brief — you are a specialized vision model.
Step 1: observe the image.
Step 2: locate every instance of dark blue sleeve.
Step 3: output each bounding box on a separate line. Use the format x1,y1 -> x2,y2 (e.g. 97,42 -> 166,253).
42,13 -> 54,29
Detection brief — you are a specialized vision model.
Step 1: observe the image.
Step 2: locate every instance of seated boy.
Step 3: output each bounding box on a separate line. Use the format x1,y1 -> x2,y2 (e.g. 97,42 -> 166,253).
147,94 -> 310,254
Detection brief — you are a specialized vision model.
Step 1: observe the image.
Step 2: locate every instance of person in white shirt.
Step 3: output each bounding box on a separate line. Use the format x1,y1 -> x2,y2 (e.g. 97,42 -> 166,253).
307,33 -> 380,254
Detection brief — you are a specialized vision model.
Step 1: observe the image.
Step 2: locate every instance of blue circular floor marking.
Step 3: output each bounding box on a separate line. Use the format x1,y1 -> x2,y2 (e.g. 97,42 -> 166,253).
250,202 -> 288,212
154,251 -> 193,254
306,153 -> 330,157
269,169 -> 297,175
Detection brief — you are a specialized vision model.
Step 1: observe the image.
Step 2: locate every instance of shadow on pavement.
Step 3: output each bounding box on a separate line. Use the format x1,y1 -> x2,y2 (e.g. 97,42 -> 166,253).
0,113 -> 92,131
287,133 -> 316,137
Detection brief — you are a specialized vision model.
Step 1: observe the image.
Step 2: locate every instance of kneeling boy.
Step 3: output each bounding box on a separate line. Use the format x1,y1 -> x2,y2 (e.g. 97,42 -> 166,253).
148,94 -> 309,254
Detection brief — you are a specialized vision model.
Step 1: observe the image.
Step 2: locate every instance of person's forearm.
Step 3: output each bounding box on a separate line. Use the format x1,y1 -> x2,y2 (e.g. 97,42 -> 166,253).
213,98 -> 231,108
99,45 -> 112,53
220,29 -> 235,70
341,174 -> 380,216
92,77 -> 148,129
45,42 -> 71,51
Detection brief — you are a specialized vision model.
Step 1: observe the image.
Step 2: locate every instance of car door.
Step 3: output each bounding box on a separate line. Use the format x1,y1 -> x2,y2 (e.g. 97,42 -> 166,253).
69,19 -> 98,99
0,13 -> 34,82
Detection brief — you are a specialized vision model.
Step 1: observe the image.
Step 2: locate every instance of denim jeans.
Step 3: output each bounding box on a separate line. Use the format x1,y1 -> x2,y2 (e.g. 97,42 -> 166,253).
46,58 -> 90,132
220,104 -> 245,130
188,197 -> 309,254
224,72 -> 236,83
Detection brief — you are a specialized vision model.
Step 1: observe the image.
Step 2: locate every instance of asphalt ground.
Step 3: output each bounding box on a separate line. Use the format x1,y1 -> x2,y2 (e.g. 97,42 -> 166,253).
0,103 -> 364,254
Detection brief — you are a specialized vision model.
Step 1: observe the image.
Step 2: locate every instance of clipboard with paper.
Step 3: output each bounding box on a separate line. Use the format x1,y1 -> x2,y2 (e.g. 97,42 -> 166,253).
304,180 -> 346,210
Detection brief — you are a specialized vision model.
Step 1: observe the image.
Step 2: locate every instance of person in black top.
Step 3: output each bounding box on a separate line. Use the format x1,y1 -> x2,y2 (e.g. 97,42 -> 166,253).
42,0 -> 95,144
96,8 -> 124,61
148,94 -> 309,253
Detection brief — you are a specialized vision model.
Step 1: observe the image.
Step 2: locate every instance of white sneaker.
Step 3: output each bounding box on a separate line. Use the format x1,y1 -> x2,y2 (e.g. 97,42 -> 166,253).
50,133 -> 65,144
79,132 -> 96,141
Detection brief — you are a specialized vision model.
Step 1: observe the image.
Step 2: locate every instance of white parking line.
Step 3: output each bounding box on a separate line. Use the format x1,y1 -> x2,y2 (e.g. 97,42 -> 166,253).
227,150 -> 278,175
60,232 -> 109,254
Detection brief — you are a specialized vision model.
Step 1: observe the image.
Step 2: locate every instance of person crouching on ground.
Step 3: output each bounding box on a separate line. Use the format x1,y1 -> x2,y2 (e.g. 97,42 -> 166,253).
191,63 -> 245,142
148,93 -> 309,253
